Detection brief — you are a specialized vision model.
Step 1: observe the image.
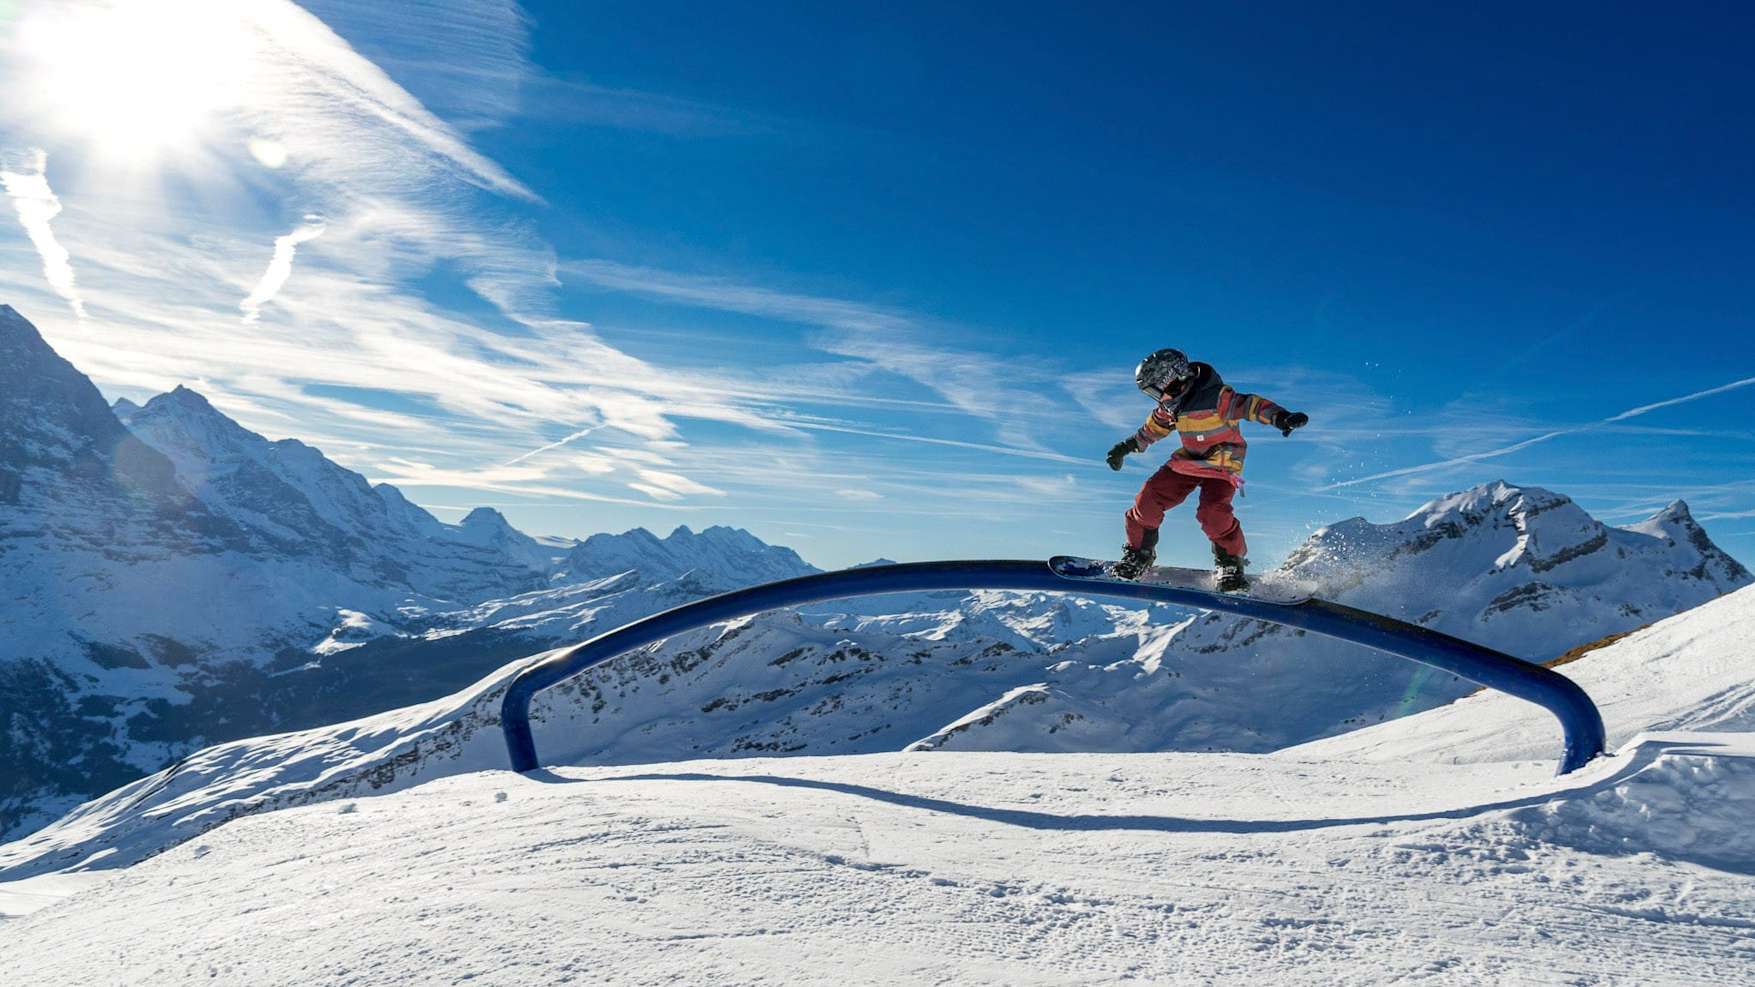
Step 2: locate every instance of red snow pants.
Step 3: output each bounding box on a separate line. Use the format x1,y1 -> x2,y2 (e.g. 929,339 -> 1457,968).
1125,466 -> 1246,557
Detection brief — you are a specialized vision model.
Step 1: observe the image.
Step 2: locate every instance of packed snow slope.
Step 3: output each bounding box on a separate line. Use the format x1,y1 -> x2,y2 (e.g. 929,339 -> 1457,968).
5,735 -> 1755,985
1291,580 -> 1755,767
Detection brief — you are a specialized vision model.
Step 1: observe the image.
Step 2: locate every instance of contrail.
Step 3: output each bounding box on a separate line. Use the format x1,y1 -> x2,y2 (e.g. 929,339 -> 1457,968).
499,425 -> 601,467
0,149 -> 86,319
241,214 -> 327,323
1605,375 -> 1755,422
1323,374 -> 1755,491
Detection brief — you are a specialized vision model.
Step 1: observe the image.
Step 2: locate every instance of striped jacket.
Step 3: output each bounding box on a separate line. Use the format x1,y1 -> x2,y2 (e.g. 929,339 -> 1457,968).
1132,362 -> 1284,485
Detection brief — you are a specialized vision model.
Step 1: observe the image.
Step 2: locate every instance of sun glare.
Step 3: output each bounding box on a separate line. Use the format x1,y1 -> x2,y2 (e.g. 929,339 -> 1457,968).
20,1 -> 258,161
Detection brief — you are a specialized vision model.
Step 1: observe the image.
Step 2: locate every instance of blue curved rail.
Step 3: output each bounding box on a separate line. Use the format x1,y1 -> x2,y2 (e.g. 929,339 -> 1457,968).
501,560 -> 1606,775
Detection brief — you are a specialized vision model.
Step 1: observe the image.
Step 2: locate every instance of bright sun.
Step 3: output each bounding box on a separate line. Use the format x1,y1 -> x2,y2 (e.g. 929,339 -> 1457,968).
19,0 -> 258,161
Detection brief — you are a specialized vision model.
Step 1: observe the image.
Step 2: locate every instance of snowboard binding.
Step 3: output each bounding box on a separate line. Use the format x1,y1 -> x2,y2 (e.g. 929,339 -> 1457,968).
1112,544 -> 1157,580
1212,544 -> 1249,594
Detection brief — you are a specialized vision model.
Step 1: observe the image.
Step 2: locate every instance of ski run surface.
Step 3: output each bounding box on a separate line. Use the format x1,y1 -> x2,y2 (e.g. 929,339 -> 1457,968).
3,738 -> 1754,985
5,586 -> 1755,984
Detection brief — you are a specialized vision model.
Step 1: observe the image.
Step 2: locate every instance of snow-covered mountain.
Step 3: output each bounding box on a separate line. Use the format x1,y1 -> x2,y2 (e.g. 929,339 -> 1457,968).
404,481 -> 1747,774
910,481 -> 1750,755
7,492 -> 1747,886
0,304 -> 852,841
5,303 -> 1750,862
0,306 -> 575,837
117,386 -> 561,601
559,523 -> 817,586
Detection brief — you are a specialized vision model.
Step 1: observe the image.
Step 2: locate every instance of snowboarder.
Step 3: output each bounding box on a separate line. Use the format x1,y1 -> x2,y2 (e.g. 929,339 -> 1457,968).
1105,348 -> 1307,591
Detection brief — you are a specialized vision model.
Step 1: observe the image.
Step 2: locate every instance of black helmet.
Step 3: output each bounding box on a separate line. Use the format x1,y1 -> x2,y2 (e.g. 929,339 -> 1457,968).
1134,348 -> 1193,400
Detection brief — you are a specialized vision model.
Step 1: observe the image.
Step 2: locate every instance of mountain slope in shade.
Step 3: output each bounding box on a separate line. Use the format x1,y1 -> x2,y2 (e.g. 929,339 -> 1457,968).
0,305 -> 236,562
0,306 -> 575,839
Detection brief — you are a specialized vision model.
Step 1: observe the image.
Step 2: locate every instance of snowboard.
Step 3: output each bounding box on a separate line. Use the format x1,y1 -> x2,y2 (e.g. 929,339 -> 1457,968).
1048,555 -> 1309,604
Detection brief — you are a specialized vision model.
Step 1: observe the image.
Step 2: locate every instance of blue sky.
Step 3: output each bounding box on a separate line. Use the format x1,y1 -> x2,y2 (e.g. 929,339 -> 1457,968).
1,1 -> 1751,568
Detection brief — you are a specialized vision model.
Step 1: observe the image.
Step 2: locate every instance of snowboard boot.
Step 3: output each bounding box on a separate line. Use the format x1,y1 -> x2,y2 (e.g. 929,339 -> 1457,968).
1113,545 -> 1156,580
1114,529 -> 1159,580
1212,543 -> 1249,593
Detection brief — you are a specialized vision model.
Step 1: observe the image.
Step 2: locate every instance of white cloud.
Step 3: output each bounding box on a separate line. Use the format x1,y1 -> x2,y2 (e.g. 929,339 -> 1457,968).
240,215 -> 327,323
0,0 -> 804,482
631,468 -> 725,499
560,258 -> 1055,427
371,457 -> 683,509
299,0 -> 534,134
0,149 -> 85,319
572,454 -> 618,476
1018,474 -> 1077,496
604,447 -> 678,466
248,139 -> 288,168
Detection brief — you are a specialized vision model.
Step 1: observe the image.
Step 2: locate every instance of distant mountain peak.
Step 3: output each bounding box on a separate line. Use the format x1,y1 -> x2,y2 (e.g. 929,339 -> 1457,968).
131,386 -> 247,445
1404,480 -> 1570,527
563,522 -> 817,588
1649,500 -> 1697,525
1283,478 -> 1747,605
462,506 -> 513,529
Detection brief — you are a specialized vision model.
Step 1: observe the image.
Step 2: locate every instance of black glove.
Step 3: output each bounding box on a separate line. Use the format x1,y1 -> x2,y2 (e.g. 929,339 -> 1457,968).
1106,437 -> 1138,471
1273,410 -> 1309,437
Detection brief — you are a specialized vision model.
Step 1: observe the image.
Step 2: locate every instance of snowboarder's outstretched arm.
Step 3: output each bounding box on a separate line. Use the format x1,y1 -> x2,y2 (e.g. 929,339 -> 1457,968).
1223,388 -> 1307,436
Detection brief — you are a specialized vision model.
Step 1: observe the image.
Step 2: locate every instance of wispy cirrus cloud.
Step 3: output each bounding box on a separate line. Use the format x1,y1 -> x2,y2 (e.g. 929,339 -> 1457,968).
563,259 -> 909,332
297,0 -> 535,133
0,0 -> 778,510
240,214 -> 326,323
0,149 -> 85,319
523,79 -> 779,138
560,258 -> 1058,430
1322,374 -> 1755,491
629,467 -> 727,501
